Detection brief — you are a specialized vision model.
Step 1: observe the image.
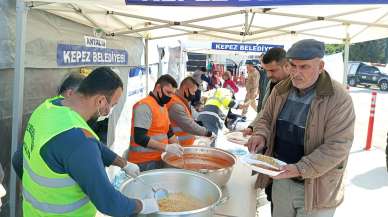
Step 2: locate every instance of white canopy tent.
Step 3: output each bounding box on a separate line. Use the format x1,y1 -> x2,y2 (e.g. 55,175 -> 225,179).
10,0 -> 388,216
21,1 -> 388,84
22,1 -> 388,44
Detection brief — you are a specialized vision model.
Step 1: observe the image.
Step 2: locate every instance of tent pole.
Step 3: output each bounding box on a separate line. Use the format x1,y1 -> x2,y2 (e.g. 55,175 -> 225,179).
10,1 -> 28,217
343,37 -> 350,85
115,23 -> 173,35
180,23 -> 242,35
145,38 -> 149,93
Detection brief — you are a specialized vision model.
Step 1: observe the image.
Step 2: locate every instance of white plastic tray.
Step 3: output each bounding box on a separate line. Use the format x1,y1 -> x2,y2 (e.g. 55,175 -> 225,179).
241,154 -> 286,177
225,131 -> 250,145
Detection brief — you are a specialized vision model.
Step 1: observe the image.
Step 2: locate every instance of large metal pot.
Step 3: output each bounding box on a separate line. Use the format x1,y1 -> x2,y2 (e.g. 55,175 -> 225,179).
161,147 -> 236,187
120,169 -> 223,217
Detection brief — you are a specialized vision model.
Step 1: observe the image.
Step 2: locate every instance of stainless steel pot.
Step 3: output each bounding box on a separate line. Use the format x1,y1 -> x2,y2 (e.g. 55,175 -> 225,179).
120,169 -> 224,217
161,147 -> 236,187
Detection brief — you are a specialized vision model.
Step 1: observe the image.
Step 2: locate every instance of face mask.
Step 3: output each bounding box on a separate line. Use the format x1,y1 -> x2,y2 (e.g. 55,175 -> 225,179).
157,88 -> 171,105
96,96 -> 114,122
97,106 -> 114,122
0,184 -> 6,209
184,89 -> 195,102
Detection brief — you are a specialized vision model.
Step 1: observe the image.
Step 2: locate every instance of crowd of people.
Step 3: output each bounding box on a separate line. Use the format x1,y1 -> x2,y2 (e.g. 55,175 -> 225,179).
1,39 -> 355,217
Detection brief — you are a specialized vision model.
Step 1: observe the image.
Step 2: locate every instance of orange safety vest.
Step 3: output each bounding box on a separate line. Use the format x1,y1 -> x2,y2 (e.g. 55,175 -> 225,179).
166,95 -> 195,146
128,95 -> 170,164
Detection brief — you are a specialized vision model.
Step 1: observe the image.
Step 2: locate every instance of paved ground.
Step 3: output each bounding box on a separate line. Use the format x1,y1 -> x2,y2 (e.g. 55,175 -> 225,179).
256,86 -> 388,217
350,86 -> 388,151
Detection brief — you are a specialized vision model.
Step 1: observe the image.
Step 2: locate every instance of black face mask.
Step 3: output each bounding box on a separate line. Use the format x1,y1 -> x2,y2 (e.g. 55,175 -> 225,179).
158,90 -> 171,105
184,90 -> 195,102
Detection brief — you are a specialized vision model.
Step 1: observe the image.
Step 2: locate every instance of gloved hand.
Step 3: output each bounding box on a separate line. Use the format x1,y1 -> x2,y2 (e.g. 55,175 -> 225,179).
0,183 -> 6,208
140,198 -> 160,214
122,162 -> 140,177
165,143 -> 184,156
210,132 -> 217,140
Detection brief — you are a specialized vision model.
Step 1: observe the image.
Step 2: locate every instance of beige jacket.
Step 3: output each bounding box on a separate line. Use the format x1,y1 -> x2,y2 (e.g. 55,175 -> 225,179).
253,71 -> 355,212
245,69 -> 260,99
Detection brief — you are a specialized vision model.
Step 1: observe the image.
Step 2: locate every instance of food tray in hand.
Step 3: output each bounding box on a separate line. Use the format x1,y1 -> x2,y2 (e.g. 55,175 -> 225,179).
242,154 -> 286,177
225,131 -> 250,145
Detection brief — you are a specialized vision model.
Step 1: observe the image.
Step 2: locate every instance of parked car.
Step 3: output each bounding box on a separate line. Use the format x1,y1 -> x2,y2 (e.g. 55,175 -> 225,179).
347,61 -> 388,91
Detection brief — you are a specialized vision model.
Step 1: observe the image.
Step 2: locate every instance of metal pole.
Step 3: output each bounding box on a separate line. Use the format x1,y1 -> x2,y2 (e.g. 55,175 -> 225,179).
180,23 -> 242,36
343,37 -> 350,86
114,23 -> 173,35
10,1 -> 28,217
145,38 -> 149,93
244,11 -> 248,35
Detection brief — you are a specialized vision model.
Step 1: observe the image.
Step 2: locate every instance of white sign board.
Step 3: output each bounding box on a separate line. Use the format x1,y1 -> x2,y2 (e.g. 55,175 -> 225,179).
84,36 -> 106,48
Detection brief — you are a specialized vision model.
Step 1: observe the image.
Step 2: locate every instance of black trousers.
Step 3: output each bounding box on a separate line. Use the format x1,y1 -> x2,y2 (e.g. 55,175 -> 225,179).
265,183 -> 274,216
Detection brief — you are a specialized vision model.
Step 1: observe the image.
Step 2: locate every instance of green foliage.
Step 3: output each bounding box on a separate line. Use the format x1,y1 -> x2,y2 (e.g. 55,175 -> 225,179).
325,38 -> 388,64
349,39 -> 386,63
325,44 -> 344,55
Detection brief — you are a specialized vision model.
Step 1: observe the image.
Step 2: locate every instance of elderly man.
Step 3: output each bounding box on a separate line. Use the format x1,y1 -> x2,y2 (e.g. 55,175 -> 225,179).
246,39 -> 355,217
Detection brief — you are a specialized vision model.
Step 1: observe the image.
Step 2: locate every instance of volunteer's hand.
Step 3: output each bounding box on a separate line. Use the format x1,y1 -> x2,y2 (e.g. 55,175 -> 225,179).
245,135 -> 266,153
273,164 -> 301,179
140,198 -> 160,214
122,162 -> 140,177
242,127 -> 253,136
165,143 -> 184,156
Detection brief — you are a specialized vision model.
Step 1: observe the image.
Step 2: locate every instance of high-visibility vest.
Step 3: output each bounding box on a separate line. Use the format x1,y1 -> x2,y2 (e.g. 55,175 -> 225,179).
22,97 -> 98,217
128,95 -> 170,164
166,95 -> 195,146
205,88 -> 233,115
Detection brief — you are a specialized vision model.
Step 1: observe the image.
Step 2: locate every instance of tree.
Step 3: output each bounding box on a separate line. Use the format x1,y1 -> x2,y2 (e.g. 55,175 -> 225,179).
325,44 -> 344,55
349,38 -> 386,63
325,38 -> 388,64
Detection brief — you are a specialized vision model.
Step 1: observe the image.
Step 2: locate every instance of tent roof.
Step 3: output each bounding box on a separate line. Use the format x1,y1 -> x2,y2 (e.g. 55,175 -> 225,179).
26,1 -> 388,44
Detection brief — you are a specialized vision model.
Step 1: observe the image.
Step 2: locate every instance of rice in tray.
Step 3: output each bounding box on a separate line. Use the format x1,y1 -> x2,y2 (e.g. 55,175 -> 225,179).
158,192 -> 205,212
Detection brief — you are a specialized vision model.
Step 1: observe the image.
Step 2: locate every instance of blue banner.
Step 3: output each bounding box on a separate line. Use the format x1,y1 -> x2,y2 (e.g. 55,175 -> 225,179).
57,44 -> 128,66
211,42 -> 283,53
129,67 -> 144,78
125,0 -> 388,7
128,67 -> 145,96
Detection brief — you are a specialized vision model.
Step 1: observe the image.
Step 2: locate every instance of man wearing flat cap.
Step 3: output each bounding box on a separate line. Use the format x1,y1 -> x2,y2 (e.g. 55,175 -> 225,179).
246,39 -> 355,217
